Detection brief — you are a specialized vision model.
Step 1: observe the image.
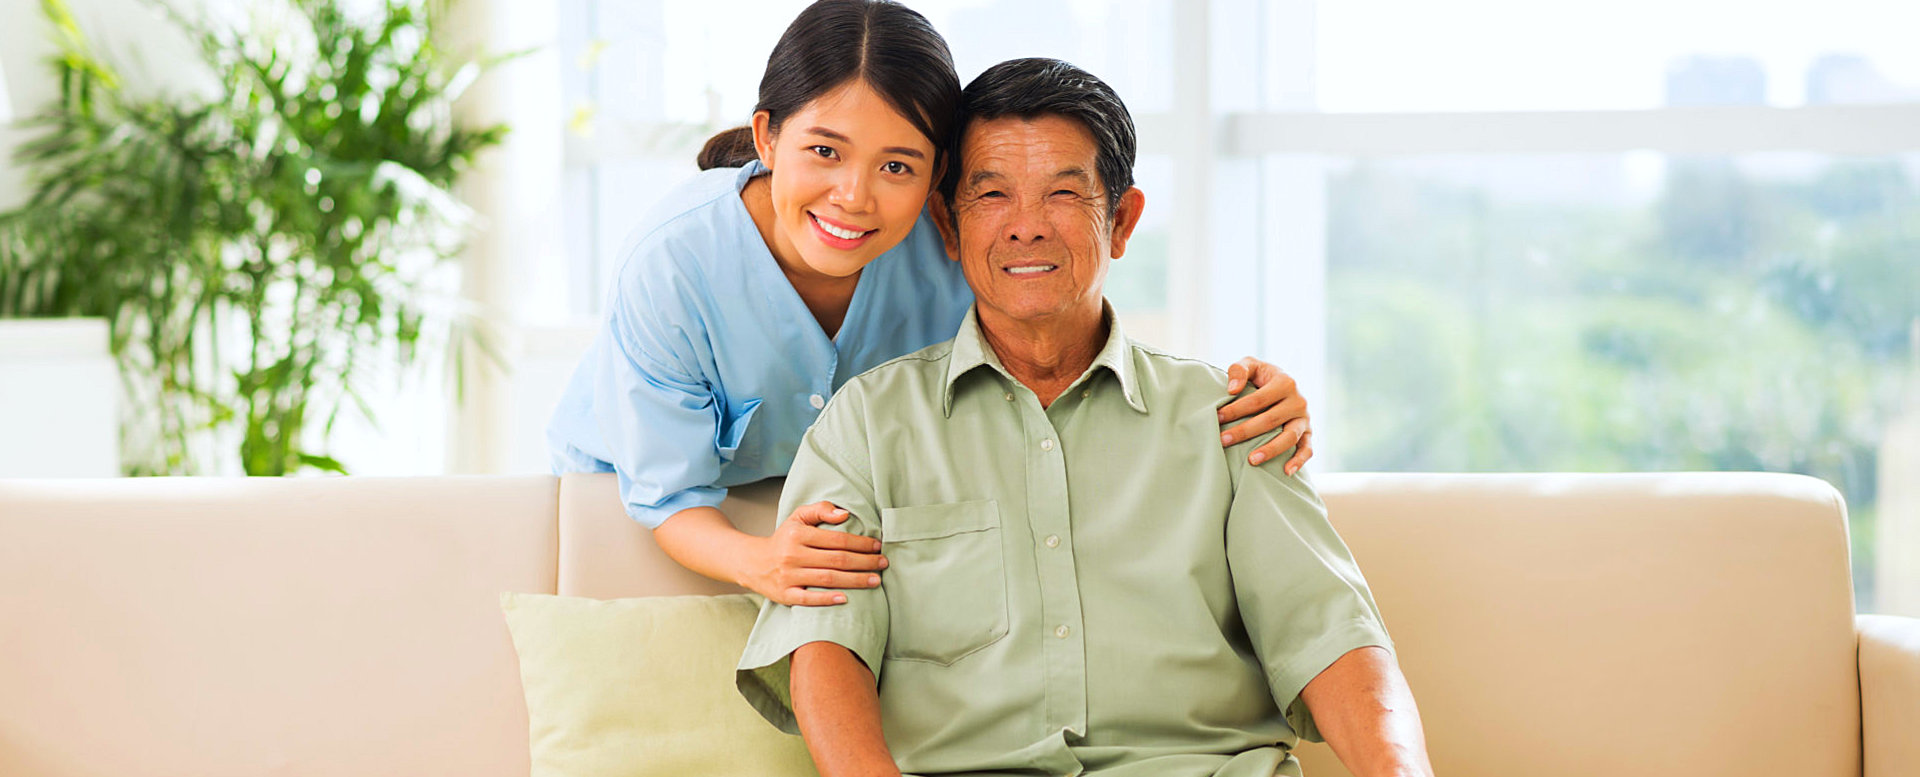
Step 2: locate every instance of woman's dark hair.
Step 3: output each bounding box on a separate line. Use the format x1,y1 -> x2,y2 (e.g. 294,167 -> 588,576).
696,0 -> 961,171
939,57 -> 1137,217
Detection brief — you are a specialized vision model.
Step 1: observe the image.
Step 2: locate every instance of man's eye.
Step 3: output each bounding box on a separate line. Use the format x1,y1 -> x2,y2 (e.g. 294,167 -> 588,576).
883,161 -> 913,175
810,145 -> 838,159
978,191 -> 1006,199
1053,190 -> 1081,198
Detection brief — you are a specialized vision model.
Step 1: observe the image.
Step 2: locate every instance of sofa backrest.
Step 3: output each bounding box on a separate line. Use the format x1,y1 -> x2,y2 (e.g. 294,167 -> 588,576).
559,471 -> 1862,777
0,476 -> 558,777
0,471 -> 1861,777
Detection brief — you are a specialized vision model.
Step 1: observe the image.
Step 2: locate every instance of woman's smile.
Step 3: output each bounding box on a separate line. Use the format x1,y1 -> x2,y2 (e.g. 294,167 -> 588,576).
809,211 -> 879,249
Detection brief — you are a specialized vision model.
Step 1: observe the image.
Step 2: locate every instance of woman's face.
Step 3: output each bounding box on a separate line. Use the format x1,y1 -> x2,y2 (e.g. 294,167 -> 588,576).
752,80 -> 938,280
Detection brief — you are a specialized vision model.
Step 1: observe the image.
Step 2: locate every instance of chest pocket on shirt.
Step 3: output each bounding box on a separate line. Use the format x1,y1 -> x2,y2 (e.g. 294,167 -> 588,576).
880,499 -> 1009,665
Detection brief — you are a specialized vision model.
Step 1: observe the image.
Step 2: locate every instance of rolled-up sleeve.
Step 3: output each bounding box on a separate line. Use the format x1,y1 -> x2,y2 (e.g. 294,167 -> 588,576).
589,264 -> 734,529
1226,447 -> 1395,744
736,386 -> 890,734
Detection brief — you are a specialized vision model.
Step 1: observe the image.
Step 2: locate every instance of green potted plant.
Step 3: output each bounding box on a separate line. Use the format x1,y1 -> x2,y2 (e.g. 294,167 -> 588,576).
0,0 -> 507,475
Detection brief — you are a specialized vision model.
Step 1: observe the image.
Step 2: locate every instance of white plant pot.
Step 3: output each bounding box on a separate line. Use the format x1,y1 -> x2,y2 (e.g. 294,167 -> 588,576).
0,318 -> 120,477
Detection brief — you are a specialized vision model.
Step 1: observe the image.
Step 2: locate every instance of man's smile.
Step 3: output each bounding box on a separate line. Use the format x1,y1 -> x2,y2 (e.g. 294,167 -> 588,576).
1001,261 -> 1059,276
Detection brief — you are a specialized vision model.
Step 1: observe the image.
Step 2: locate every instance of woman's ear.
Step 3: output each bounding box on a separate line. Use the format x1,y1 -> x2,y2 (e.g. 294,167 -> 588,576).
750,111 -> 776,169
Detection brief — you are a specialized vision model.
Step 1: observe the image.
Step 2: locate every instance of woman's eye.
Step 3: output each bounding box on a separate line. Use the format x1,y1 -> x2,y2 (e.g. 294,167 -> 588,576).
810,145 -> 837,159
883,161 -> 912,175
979,190 -> 1006,199
1053,190 -> 1080,198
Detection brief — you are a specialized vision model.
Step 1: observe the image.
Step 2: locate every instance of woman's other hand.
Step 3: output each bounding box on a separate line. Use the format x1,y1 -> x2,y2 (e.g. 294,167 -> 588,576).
1217,357 -> 1313,475
745,501 -> 889,606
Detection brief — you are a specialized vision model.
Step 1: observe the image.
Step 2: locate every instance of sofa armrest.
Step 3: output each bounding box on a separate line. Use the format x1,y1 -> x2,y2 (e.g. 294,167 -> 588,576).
1860,614 -> 1920,777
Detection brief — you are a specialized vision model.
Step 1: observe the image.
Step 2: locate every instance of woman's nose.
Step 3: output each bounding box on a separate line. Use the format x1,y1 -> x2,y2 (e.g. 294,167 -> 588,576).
828,169 -> 874,212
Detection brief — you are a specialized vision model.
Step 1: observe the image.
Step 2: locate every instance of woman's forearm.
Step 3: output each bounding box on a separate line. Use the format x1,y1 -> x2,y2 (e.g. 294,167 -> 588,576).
793,641 -> 899,777
651,505 -> 760,587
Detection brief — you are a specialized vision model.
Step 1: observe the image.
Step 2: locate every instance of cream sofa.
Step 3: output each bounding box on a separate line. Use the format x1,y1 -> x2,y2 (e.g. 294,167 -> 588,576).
0,472 -> 1914,777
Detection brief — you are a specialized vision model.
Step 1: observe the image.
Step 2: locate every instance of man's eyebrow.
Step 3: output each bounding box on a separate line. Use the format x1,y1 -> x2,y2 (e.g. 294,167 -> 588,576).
800,126 -> 925,160
966,170 -> 1006,189
1054,167 -> 1094,185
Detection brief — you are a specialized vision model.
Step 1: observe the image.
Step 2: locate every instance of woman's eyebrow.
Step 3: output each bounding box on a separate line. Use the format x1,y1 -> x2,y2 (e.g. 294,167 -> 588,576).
801,126 -> 926,159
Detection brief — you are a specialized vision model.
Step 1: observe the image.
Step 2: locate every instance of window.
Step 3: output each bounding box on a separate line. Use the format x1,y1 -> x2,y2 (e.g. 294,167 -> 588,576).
557,0 -> 1920,614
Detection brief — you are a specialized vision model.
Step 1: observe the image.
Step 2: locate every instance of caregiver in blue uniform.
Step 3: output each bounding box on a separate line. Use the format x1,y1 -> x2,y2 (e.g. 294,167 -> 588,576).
549,0 -> 1315,607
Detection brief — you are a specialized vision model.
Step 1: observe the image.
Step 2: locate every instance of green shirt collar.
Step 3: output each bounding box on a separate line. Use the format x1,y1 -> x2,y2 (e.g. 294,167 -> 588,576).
942,301 -> 1149,417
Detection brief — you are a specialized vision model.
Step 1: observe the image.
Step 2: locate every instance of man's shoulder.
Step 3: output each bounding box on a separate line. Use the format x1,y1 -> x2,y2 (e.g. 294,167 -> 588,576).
830,338 -> 958,406
1126,339 -> 1234,409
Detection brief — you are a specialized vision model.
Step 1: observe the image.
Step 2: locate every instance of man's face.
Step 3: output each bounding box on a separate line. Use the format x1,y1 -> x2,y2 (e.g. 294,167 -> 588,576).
937,115 -> 1144,328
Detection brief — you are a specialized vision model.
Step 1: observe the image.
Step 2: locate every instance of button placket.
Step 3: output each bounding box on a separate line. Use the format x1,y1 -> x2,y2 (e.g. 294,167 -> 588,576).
1017,394 -> 1087,738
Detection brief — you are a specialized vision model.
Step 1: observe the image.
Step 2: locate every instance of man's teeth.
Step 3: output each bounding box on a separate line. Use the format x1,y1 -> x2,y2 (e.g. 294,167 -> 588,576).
1006,265 -> 1057,274
815,216 -> 868,240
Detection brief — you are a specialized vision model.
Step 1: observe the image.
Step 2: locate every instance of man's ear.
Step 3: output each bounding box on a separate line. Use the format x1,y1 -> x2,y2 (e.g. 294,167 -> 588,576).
927,194 -> 961,262
1108,187 -> 1147,259
750,111 -> 776,169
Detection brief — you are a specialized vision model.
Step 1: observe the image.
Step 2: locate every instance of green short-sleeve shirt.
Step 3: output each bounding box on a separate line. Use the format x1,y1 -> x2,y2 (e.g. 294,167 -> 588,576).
737,305 -> 1393,777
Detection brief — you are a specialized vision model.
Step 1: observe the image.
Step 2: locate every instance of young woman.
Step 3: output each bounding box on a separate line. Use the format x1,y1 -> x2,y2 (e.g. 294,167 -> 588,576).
548,0 -> 1314,607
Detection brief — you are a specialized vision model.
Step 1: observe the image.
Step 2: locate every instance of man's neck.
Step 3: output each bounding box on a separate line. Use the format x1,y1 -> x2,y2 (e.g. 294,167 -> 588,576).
977,304 -> 1107,409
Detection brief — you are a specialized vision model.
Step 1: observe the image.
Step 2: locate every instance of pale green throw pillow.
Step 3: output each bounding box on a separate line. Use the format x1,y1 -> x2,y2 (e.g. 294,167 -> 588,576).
499,592 -> 819,777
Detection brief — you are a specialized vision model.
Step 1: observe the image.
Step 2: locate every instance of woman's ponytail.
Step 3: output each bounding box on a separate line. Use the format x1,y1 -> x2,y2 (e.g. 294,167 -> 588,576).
696,126 -> 759,170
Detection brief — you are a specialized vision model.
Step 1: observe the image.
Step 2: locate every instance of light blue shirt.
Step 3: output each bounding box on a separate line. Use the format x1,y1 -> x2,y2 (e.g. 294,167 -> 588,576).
546,161 -> 975,528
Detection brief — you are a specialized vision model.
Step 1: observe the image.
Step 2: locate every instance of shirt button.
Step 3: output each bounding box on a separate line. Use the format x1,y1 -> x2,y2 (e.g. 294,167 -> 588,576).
1082,389 -> 1090,398
1045,534 -> 1060,548
1004,392 -> 1014,402
809,393 -> 825,410
1055,625 -> 1071,639
1040,438 -> 1054,451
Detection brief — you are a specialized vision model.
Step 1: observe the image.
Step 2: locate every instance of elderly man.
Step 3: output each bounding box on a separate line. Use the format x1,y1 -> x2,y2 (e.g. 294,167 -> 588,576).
736,58 -> 1435,777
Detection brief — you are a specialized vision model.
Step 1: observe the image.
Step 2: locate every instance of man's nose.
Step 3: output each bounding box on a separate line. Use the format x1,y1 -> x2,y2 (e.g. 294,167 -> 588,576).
827,168 -> 874,213
1004,199 -> 1050,243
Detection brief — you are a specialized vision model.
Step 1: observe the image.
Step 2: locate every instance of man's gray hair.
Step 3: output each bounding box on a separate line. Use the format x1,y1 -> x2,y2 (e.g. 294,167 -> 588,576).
939,58 -> 1137,218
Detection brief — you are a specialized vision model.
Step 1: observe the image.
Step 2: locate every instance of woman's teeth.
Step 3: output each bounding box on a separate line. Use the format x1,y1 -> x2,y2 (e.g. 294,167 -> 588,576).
814,215 -> 870,240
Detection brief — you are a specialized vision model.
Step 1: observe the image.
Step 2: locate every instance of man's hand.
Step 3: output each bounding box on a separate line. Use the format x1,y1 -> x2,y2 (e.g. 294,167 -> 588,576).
740,502 -> 888,606
1299,646 -> 1436,777
1218,357 -> 1313,475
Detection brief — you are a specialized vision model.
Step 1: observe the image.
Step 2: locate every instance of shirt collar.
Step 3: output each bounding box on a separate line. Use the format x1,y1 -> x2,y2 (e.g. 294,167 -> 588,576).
736,159 -> 768,190
942,301 -> 1149,417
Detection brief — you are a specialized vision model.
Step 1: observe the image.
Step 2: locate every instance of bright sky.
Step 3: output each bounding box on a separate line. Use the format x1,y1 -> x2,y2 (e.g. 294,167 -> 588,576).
1315,0 -> 1920,111
653,0 -> 1920,121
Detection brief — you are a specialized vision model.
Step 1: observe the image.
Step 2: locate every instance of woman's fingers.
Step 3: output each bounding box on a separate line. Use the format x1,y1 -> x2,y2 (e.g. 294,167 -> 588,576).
1225,357 -> 1258,395
1218,364 -> 1298,423
788,501 -> 850,527
794,568 -> 884,590
1250,418 -> 1311,471
778,587 -> 850,607
797,522 -> 883,554
1219,391 -> 1305,445
795,544 -> 889,572
1282,430 -> 1314,475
